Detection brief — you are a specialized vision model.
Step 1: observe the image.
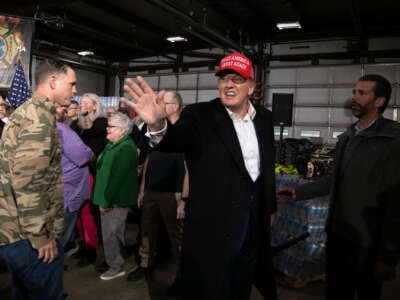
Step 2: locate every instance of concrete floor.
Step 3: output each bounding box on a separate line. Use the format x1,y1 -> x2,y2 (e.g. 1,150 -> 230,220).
0,256 -> 326,300
1,221 -> 400,299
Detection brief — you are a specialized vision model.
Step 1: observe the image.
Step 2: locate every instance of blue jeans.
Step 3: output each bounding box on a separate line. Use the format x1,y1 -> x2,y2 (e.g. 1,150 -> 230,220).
0,239 -> 64,300
60,210 -> 79,249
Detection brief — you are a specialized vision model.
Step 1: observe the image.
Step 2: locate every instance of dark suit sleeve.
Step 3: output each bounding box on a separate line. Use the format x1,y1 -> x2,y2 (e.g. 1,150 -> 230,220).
157,105 -> 201,158
130,124 -> 141,145
136,124 -> 150,165
295,175 -> 332,201
378,139 -> 400,267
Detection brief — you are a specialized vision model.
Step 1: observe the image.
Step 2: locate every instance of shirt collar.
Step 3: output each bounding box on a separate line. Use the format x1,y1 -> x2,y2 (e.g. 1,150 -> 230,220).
353,117 -> 378,135
225,101 -> 256,121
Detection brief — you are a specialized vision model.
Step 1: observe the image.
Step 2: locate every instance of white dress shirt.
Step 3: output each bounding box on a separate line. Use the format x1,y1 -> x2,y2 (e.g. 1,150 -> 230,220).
146,101 -> 261,181
226,102 -> 260,181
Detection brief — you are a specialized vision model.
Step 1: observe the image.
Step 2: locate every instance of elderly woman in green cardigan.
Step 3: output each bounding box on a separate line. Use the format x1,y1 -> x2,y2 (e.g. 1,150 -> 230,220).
93,112 -> 138,281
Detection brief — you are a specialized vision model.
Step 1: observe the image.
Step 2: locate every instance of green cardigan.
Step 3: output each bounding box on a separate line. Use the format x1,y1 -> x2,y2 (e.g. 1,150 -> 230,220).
93,135 -> 138,208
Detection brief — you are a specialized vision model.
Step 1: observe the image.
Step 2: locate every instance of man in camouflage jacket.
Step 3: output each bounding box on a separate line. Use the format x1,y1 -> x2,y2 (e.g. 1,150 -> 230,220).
0,58 -> 77,300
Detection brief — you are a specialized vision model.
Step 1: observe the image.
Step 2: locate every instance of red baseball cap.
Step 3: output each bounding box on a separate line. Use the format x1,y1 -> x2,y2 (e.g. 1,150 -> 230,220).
215,52 -> 254,80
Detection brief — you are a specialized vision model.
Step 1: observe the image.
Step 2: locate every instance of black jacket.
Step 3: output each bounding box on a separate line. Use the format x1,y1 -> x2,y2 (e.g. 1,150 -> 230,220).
296,117 -> 400,267
156,98 -> 277,300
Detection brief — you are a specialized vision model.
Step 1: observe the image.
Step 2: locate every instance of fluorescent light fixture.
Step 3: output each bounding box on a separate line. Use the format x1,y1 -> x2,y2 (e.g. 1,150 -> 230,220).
77,50 -> 94,56
166,36 -> 188,43
276,21 -> 302,30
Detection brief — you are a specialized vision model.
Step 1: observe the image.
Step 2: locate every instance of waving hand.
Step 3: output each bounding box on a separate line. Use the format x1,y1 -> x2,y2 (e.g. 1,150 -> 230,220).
121,76 -> 166,131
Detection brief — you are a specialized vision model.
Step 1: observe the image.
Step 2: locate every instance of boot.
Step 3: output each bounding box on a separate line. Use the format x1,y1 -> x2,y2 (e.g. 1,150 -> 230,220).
71,240 -> 86,259
76,249 -> 97,267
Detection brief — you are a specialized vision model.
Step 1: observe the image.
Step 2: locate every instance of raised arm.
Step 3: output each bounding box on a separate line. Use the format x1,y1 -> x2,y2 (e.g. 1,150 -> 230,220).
121,76 -> 167,131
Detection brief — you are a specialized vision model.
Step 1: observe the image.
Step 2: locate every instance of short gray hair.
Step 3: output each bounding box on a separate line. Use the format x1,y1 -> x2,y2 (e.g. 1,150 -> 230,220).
168,91 -> 183,108
109,112 -> 133,135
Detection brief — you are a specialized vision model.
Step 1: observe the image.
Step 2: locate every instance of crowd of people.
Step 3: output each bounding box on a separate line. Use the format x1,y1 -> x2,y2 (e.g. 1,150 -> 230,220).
0,52 -> 399,300
0,59 -> 188,300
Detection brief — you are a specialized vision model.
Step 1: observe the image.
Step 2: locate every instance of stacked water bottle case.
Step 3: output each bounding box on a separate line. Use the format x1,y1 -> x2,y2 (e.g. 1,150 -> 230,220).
272,174 -> 329,286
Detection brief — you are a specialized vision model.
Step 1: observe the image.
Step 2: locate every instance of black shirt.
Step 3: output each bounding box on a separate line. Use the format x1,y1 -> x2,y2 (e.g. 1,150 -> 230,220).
145,150 -> 185,193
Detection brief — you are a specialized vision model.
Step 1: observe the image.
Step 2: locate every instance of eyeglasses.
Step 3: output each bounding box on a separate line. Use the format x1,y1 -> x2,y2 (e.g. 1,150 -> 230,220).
218,75 -> 247,85
164,102 -> 176,105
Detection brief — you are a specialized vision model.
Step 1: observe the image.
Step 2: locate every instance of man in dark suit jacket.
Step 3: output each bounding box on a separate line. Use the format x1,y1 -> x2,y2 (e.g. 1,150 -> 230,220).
122,52 -> 277,300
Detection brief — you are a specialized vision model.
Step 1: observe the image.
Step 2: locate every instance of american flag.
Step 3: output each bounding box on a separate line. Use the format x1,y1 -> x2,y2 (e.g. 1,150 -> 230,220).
6,62 -> 31,108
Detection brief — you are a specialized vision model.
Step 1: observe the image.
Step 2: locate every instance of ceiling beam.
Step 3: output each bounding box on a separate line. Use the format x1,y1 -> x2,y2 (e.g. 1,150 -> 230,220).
76,1 -> 165,35
147,0 -> 251,57
349,0 -> 368,56
349,0 -> 363,36
62,19 -> 156,56
32,48 -> 111,74
0,2 -> 71,18
63,1 -> 180,62
267,49 -> 400,63
121,59 -> 218,73
181,51 -> 225,59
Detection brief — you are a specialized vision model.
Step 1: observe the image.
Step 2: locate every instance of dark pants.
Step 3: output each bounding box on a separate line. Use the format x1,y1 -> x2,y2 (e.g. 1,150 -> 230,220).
326,232 -> 382,300
0,239 -> 64,300
139,191 -> 181,273
60,209 -> 79,249
225,177 -> 261,300
226,248 -> 256,300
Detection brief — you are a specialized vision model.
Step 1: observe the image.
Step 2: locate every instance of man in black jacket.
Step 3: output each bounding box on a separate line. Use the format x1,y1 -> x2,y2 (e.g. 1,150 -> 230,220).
279,74 -> 400,300
127,91 -> 186,285
122,52 -> 277,300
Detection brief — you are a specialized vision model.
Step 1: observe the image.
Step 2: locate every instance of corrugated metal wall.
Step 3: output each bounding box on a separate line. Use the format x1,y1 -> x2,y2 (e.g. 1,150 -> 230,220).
127,62 -> 399,145
266,64 -> 399,144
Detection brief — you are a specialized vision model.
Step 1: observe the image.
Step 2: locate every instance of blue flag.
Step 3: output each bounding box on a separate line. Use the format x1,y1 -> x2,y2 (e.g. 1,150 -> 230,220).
6,62 -> 31,108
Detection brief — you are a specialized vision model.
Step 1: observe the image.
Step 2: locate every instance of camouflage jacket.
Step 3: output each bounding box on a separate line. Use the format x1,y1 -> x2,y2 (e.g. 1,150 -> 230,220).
0,93 -> 64,249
